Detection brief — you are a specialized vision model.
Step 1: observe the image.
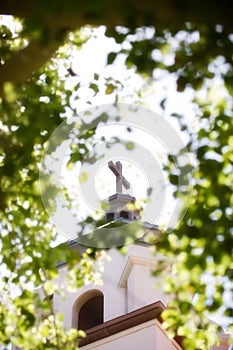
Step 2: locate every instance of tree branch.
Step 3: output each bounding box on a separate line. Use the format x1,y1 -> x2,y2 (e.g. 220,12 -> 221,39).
0,0 -> 233,94
0,38 -> 60,96
1,0 -> 233,31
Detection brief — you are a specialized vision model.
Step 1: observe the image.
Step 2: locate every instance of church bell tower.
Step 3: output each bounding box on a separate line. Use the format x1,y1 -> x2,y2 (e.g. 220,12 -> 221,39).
105,160 -> 141,222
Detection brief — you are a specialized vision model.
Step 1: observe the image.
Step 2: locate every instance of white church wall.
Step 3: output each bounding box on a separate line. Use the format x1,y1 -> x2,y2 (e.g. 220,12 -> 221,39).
99,248 -> 127,321
52,239 -> 169,330
53,247 -> 127,329
127,262 -> 167,312
118,241 -> 170,312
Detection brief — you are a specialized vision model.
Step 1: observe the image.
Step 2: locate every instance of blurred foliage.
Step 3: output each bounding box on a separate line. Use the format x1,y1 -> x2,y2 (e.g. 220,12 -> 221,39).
0,2 -> 233,349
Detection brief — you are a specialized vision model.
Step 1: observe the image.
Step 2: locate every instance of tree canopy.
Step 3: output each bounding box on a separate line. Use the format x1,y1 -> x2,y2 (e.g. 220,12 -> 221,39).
0,1 -> 233,349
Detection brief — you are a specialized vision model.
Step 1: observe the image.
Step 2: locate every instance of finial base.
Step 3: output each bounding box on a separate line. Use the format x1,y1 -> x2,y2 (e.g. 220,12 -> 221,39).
104,193 -> 141,221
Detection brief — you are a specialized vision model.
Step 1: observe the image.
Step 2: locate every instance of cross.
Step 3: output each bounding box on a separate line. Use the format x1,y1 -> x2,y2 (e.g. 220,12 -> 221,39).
108,161 -> 130,194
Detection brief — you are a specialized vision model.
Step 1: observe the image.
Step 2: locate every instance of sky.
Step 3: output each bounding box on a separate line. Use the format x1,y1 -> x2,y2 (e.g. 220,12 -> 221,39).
40,26 -> 198,243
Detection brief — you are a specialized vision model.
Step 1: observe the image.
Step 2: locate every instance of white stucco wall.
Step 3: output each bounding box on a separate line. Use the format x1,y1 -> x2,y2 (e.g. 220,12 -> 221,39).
127,262 -> 167,312
118,243 -> 170,312
53,248 -> 127,329
52,239 -> 169,329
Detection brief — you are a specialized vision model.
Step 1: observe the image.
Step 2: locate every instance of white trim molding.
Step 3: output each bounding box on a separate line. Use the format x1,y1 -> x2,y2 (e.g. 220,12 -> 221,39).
118,255 -> 167,288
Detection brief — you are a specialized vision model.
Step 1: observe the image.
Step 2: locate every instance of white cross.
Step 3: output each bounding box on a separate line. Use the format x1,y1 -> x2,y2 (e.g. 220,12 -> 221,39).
108,161 -> 130,194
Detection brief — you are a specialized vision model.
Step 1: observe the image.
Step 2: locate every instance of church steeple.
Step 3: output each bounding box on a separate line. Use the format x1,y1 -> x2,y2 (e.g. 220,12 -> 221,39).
104,161 -> 141,222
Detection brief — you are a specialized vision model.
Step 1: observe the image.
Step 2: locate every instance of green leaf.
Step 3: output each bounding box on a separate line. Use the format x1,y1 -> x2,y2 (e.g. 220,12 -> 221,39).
125,141 -> 135,150
89,83 -> 99,95
107,52 -> 117,65
79,172 -> 89,184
